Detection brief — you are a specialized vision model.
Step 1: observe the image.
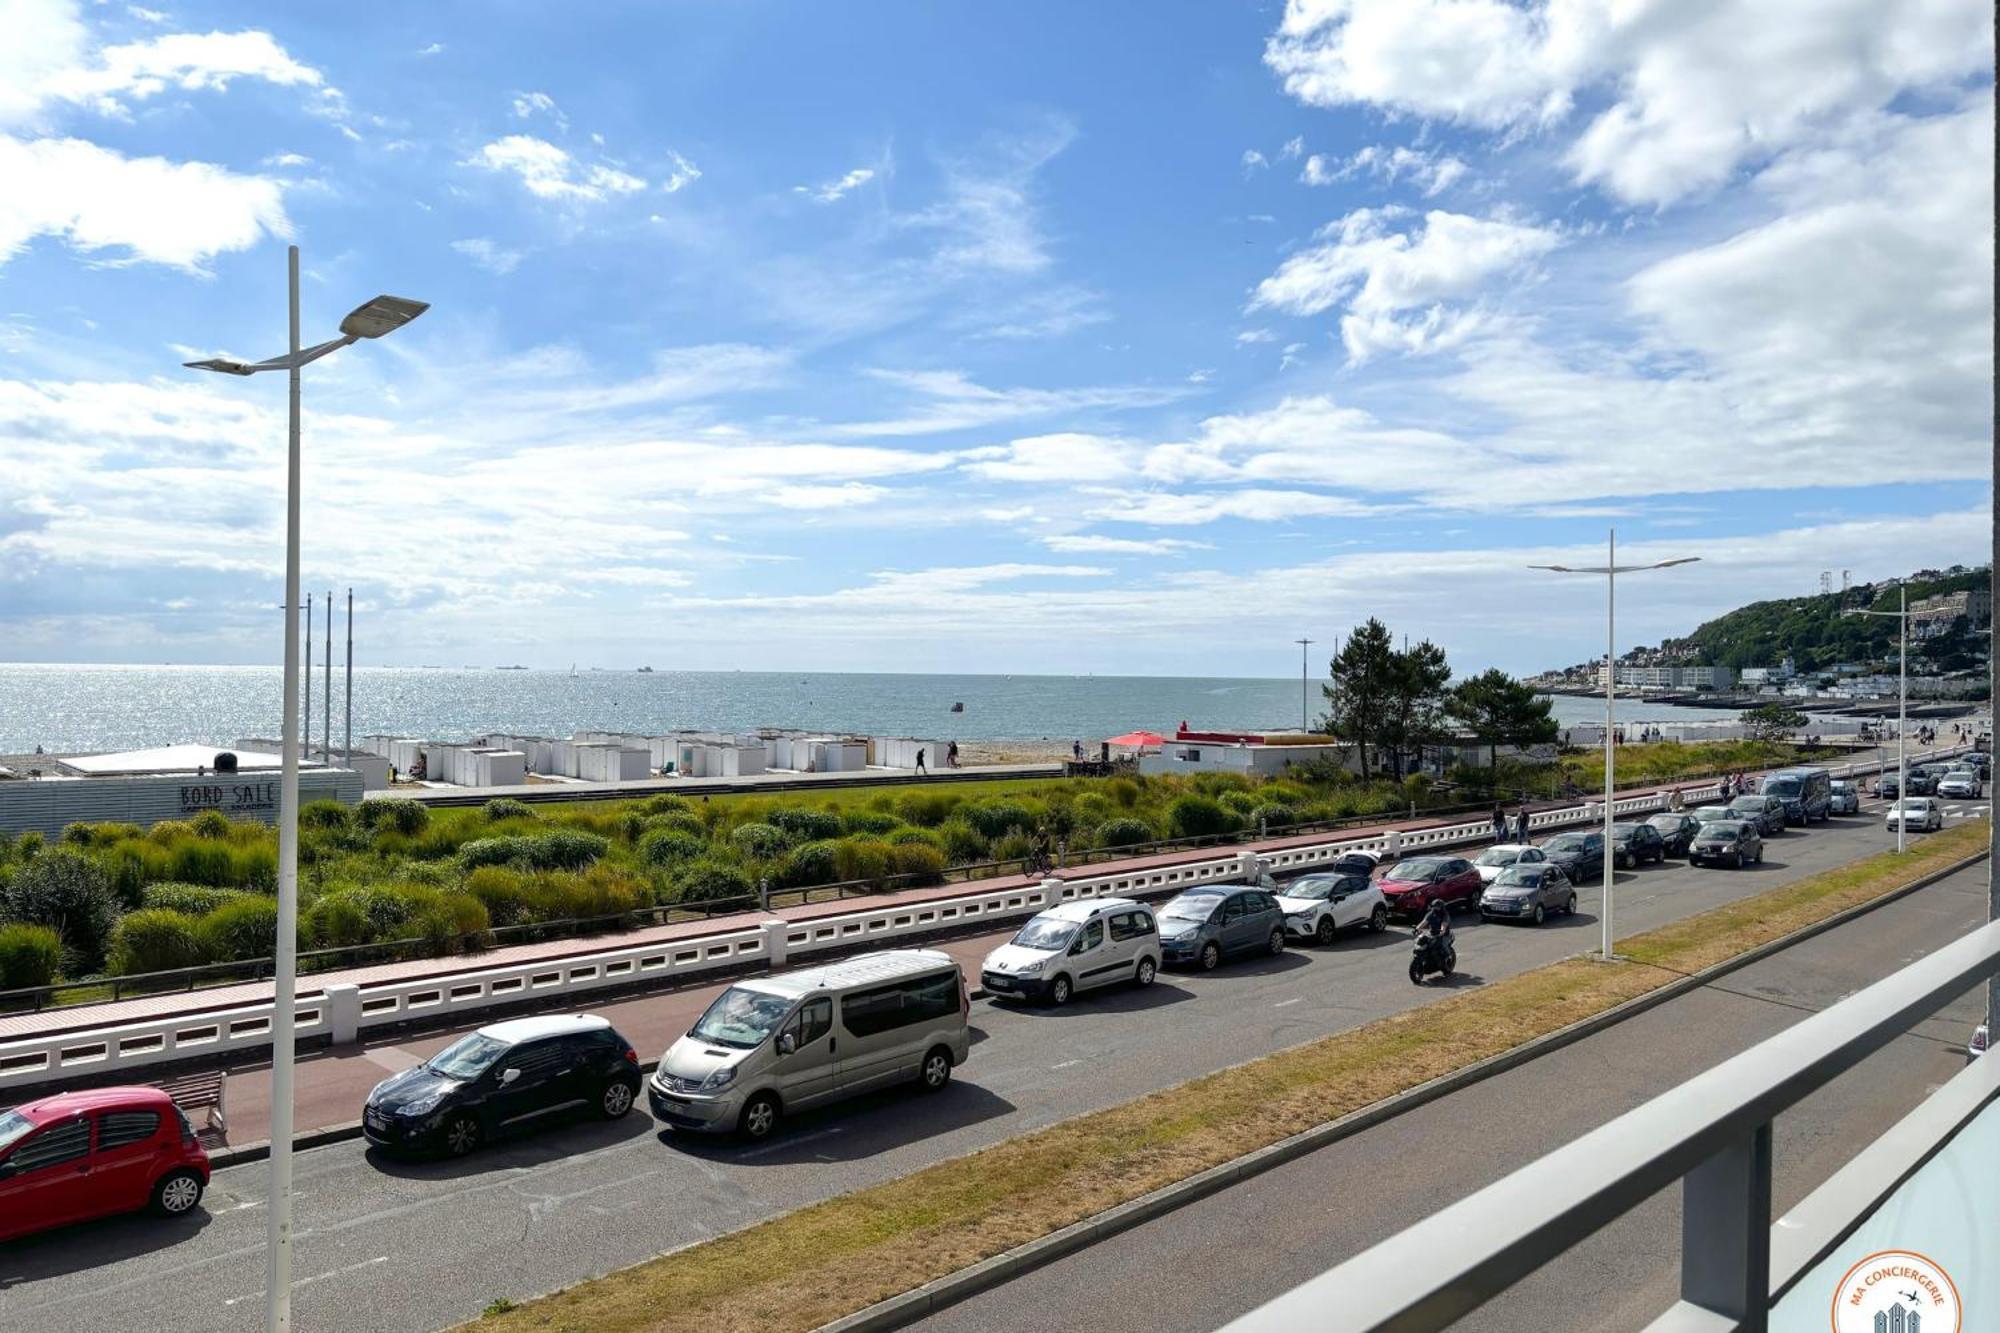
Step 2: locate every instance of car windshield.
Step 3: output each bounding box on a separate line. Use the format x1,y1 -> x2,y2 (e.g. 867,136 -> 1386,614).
1387,859 -> 1446,880
1493,865 -> 1542,887
1474,848 -> 1522,867
1610,824 -> 1641,842
0,1110 -> 34,1156
1160,891 -> 1225,922
1646,815 -> 1683,830
426,1031 -> 511,1080
1281,877 -> 1338,902
1010,917 -> 1078,951
1831,782 -> 1852,792
1729,797 -> 1765,810
1544,835 -> 1587,852
1764,778 -> 1800,797
1897,799 -> 1929,812
1702,821 -> 1745,837
690,986 -> 795,1050
1694,807 -> 1734,822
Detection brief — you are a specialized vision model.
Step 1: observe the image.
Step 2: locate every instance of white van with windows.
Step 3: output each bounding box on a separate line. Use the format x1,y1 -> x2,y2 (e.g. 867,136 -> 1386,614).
980,897 -> 1161,1005
648,949 -> 970,1142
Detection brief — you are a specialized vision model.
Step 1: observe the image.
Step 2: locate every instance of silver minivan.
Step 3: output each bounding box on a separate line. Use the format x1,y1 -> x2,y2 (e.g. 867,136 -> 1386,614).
979,896 -> 1161,1005
648,949 -> 971,1141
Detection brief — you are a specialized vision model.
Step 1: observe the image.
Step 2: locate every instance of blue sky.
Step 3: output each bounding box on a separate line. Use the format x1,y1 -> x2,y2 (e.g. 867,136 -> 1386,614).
0,0 -> 1991,677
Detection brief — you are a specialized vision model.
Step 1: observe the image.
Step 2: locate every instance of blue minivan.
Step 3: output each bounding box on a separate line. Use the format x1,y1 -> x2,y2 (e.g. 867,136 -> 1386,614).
1762,767 -> 1832,825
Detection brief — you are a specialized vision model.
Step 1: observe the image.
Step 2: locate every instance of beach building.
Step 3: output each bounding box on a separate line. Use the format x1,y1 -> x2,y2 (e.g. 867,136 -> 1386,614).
0,744 -> 364,839
1140,729 -> 1357,779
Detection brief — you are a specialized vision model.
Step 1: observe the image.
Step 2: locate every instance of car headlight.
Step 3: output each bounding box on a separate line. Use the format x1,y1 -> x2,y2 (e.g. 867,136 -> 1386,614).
399,1090 -> 447,1117
698,1065 -> 738,1093
1014,959 -> 1045,976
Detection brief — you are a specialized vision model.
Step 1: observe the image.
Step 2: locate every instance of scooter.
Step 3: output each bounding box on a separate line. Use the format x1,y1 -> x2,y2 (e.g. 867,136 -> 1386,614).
1409,929 -> 1456,985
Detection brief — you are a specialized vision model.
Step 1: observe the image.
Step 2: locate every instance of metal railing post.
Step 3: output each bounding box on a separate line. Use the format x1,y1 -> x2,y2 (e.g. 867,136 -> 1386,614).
1679,1121 -> 1773,1329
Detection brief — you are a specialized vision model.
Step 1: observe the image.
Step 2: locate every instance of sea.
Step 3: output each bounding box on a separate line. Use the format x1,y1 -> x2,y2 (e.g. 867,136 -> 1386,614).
0,663 -> 1744,756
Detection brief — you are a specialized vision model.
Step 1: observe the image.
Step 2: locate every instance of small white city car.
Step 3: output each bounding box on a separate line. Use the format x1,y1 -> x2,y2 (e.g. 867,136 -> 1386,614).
980,897 -> 1161,1005
1471,843 -> 1546,884
1885,797 -> 1944,832
1274,871 -> 1388,944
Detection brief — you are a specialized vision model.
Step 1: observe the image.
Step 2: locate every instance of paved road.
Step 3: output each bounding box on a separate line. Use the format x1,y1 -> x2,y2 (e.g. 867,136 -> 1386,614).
913,857 -> 1992,1333
0,800 -> 1980,1333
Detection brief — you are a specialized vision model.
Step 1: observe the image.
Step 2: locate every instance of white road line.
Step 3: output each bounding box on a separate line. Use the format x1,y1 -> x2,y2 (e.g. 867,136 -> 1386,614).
1049,1058 -> 1083,1070
222,1254 -> 388,1305
1273,997 -> 1304,1008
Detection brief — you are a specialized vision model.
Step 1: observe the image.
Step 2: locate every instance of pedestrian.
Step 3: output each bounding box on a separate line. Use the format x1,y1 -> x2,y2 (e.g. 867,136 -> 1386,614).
1072,739 -> 1084,761
1515,807 -> 1532,843
1491,805 -> 1507,842
947,740 -> 959,768
914,746 -> 927,775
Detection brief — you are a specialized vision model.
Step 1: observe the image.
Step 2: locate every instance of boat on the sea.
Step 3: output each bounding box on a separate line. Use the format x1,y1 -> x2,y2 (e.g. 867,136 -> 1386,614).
637,666 -> 654,673
950,701 -> 965,713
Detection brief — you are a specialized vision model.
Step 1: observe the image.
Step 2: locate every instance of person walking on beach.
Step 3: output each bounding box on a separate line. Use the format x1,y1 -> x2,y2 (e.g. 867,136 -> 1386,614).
946,740 -> 959,768
914,747 -> 927,775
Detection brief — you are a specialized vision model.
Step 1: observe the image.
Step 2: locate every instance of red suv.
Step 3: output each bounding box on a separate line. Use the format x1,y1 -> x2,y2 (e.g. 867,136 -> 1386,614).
1377,856 -> 1484,918
0,1086 -> 211,1241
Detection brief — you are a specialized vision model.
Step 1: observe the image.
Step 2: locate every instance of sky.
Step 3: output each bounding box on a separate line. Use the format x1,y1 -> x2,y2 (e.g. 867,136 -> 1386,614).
0,0 -> 1991,678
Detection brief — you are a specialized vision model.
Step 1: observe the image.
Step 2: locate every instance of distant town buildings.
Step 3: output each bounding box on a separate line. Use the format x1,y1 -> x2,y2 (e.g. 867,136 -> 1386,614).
1591,664 -> 1737,690
1908,588 -> 1991,639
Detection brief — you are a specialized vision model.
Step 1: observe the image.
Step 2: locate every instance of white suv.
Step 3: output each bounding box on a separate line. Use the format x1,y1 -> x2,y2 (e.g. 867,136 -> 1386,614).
1275,871 -> 1388,944
1937,769 -> 1983,800
980,897 -> 1161,1006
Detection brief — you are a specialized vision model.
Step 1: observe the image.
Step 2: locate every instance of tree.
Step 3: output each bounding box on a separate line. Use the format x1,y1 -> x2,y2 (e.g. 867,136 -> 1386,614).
1381,639 -> 1453,779
1743,702 -> 1808,744
1447,668 -> 1561,768
1319,619 -> 1453,779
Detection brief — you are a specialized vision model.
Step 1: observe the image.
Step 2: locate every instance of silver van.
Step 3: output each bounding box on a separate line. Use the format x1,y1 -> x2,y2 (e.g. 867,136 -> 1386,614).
648,949 -> 970,1141
980,896 -> 1161,1005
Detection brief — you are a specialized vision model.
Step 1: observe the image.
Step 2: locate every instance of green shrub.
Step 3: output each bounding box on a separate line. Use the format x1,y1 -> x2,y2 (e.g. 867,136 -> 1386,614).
301,800 -> 351,831
197,896 -> 282,962
305,895 -> 373,948
60,821 -> 142,848
889,842 -> 946,886
841,809 -> 903,836
889,827 -> 941,848
483,798 -> 536,822
640,793 -> 694,816
189,809 -> 234,840
142,882 -> 248,915
992,831 -> 1034,864
1189,772 -> 1253,796
1250,803 -> 1299,831
1106,778 -> 1142,809
233,842 -> 278,892
412,894 -> 490,953
109,909 -> 209,974
767,807 -> 844,842
673,859 -> 755,904
15,831 -> 44,858
458,836 -> 536,870
831,838 -> 892,886
103,842 -> 155,907
1095,817 -> 1156,849
773,840 -> 839,890
730,823 -> 790,860
524,830 -> 609,872
0,850 -> 120,971
638,827 -> 707,870
145,820 -> 193,845
167,839 -> 234,886
641,812 -> 706,839
893,792 -> 961,827
465,866 -> 533,928
937,820 -> 990,863
0,924 -> 62,990
1167,795 -> 1239,840
963,802 -> 1035,840
357,798 -> 430,836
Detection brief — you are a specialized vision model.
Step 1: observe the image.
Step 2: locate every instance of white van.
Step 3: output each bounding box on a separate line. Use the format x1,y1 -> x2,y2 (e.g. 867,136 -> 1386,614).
648,949 -> 970,1141
980,896 -> 1161,1005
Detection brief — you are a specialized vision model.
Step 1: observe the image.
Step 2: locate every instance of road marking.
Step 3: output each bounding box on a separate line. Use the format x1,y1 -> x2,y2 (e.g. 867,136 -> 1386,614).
735,1126 -> 844,1160
1273,997 -> 1304,1008
1049,1058 -> 1083,1070
223,1254 -> 388,1305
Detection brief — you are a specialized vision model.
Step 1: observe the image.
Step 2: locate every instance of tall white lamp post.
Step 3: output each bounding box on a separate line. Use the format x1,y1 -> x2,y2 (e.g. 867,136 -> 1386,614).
184,247 -> 426,1333
1295,637 -> 1314,733
1846,582 -> 1910,853
1530,531 -> 1698,961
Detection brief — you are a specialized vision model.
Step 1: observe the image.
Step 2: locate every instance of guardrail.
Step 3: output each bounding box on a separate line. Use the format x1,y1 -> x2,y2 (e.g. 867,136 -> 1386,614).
0,747 -> 1951,1092
1219,915 -> 1999,1333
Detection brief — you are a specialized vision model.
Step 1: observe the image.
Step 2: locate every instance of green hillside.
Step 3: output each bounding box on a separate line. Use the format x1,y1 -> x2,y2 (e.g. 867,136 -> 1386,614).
1662,567 -> 1988,673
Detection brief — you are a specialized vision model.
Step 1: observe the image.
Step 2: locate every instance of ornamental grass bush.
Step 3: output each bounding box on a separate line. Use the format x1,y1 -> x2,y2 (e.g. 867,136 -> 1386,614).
141,882 -> 248,916
1166,794 -> 1238,840
0,924 -> 62,990
0,850 -> 120,972
197,895 -> 282,963
1094,818 -> 1156,849
729,822 -> 791,861
673,859 -> 754,904
108,909 -> 209,974
768,807 -> 844,843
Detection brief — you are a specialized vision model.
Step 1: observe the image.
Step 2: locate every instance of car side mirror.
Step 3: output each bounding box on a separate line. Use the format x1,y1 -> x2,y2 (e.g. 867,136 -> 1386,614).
778,1032 -> 798,1056
498,1067 -> 521,1086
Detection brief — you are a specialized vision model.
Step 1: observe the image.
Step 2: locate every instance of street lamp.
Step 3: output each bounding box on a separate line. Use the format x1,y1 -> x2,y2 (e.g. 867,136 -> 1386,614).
1846,582 -> 1910,853
1530,530 -> 1698,961
185,247 -> 426,1333
1294,637 -> 1314,733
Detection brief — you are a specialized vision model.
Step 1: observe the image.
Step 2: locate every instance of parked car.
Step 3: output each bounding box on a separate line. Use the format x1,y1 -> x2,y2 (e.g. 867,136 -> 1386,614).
1608,822 -> 1666,868
0,1086 -> 210,1242
1874,773 -> 1901,799
1537,832 -> 1605,884
1471,843 -> 1545,884
981,897 -> 1160,1004
1936,769 -> 1983,800
365,1014 -> 642,1156
1827,780 -> 1861,815
1479,863 -> 1576,926
1691,804 -> 1737,827
1274,872 -> 1388,943
1646,812 -> 1703,857
1155,886 -> 1287,969
1761,767 -> 1832,824
1903,767 -> 1939,796
650,950 -> 970,1141
1376,856 -> 1485,918
1328,849 -> 1381,877
1962,752 -> 1992,780
1727,794 -> 1787,836
1886,798 -> 1943,833
1689,819 -> 1764,868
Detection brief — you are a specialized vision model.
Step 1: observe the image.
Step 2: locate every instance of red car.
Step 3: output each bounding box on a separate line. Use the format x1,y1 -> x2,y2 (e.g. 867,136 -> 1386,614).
1377,856 -> 1485,918
0,1086 -> 210,1241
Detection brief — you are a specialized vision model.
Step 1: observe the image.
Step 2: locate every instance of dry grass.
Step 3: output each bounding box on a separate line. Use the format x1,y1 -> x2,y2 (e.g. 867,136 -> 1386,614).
465,822 -> 1988,1333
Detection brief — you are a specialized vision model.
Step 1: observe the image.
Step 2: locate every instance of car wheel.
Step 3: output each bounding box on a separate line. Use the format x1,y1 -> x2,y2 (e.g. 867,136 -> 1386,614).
1369,904 -> 1388,932
1199,941 -> 1221,971
1315,916 -> 1337,946
598,1079 -> 636,1120
1268,927 -> 1286,956
919,1046 -> 953,1092
1755,848 -> 1765,864
442,1112 -> 481,1158
1134,956 -> 1157,987
1531,903 -> 1546,926
1048,974 -> 1073,1007
151,1168 -> 204,1218
738,1092 -> 780,1141
1564,894 -> 1577,917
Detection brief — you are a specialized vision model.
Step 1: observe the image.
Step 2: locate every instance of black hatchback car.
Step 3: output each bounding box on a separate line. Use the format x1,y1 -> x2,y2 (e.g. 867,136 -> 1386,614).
363,1014 -> 642,1156
1538,831 -> 1605,882
1645,812 -> 1703,857
1608,822 -> 1666,868
1689,819 -> 1764,868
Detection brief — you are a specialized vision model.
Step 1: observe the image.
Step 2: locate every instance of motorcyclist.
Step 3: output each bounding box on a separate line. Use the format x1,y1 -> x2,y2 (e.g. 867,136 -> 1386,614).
1416,898 -> 1453,960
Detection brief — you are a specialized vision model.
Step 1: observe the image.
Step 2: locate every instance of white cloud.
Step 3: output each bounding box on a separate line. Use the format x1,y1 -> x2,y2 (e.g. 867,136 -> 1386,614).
1242,148 -> 1269,173
961,433 -> 1135,483
1041,534 -> 1213,555
35,27 -> 327,120
1278,341 -> 1307,370
1279,136 -> 1305,160
1235,328 -> 1276,345
511,90 -> 565,129
1302,144 -> 1468,196
1250,207 -> 1560,358
467,135 -> 647,202
902,118 -> 1073,275
1084,487 -> 1380,526
1265,0 -> 1992,207
416,42 -> 444,57
797,166 -> 876,203
659,149 -> 700,194
261,151 -> 309,168
451,237 -> 524,275
833,369 -> 1186,437
127,7 -> 167,24
0,132 -> 287,270
979,506 -> 1035,523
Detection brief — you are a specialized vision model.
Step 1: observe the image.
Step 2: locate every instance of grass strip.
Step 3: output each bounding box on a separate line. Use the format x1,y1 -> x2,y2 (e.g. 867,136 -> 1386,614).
465,821 -> 1987,1333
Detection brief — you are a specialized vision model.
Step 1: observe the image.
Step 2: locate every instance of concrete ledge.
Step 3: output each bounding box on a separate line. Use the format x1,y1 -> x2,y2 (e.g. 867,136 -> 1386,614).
816,845 -> 1992,1333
